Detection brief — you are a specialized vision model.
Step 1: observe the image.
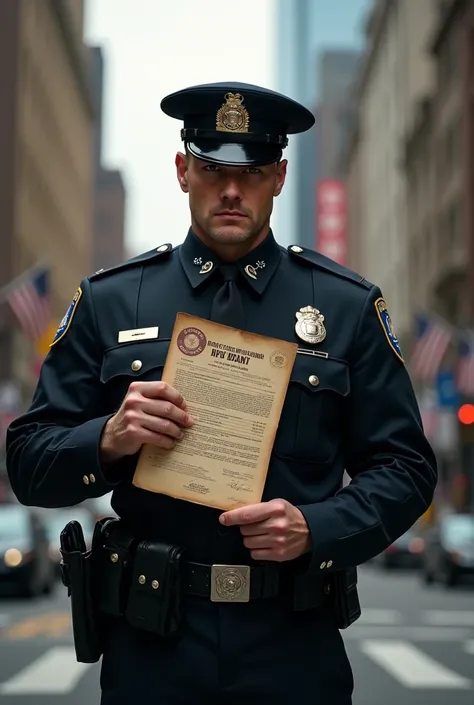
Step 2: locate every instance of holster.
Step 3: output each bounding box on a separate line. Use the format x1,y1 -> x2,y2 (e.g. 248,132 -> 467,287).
59,517 -> 114,663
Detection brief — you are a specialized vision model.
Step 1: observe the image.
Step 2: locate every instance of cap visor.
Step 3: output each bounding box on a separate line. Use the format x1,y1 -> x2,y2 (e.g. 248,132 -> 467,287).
186,140 -> 281,166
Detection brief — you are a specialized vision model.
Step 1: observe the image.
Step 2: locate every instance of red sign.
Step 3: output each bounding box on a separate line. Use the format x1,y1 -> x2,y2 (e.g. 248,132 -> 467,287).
316,180 -> 347,265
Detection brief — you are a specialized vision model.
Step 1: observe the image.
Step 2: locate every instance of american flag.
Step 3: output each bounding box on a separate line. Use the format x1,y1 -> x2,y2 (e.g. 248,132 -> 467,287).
6,266 -> 51,342
410,313 -> 453,382
456,333 -> 474,398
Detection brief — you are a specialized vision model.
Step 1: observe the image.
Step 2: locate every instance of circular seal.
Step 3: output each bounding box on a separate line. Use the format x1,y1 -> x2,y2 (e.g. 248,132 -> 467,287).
270,350 -> 288,368
215,568 -> 248,601
177,327 -> 207,356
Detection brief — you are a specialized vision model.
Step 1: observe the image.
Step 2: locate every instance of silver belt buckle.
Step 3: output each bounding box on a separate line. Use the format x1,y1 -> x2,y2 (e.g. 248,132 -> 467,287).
210,564 -> 251,602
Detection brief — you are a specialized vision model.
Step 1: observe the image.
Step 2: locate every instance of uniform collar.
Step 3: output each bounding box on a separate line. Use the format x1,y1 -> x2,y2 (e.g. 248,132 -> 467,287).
179,227 -> 281,295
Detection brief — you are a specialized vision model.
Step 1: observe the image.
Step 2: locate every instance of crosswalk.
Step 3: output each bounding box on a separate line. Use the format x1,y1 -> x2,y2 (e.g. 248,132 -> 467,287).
0,609 -> 472,697
0,639 -> 471,696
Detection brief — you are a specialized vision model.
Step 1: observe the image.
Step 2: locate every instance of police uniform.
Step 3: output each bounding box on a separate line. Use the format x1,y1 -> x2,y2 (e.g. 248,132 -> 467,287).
6,82 -> 437,705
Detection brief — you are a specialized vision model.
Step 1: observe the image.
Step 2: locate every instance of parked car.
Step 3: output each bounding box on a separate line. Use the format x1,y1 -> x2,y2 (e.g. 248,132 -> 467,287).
43,507 -> 95,577
0,504 -> 55,597
422,513 -> 474,586
374,528 -> 425,569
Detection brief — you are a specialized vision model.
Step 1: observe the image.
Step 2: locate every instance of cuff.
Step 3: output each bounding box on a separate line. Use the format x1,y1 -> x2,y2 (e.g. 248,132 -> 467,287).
297,500 -> 348,575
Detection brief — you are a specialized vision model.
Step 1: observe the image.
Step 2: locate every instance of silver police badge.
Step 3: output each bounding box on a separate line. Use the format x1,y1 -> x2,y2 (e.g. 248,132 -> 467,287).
295,306 -> 326,345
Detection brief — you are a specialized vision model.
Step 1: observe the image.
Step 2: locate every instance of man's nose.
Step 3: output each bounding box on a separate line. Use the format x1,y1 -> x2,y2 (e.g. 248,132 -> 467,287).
220,176 -> 243,202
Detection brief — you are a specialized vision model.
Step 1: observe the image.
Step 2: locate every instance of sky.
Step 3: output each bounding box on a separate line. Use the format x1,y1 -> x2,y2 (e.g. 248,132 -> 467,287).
84,0 -> 369,257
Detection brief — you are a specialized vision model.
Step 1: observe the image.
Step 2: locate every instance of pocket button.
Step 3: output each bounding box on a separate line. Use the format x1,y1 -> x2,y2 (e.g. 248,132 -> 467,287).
308,375 -> 320,387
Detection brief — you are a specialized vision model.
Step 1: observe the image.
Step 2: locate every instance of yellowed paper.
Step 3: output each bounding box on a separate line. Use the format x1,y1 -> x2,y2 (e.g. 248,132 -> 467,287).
132,313 -> 297,510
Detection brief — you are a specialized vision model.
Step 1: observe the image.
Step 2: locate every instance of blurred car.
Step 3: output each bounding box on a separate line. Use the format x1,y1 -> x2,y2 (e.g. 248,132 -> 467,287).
422,513 -> 474,587
374,528 -> 425,569
43,507 -> 95,577
0,504 -> 55,597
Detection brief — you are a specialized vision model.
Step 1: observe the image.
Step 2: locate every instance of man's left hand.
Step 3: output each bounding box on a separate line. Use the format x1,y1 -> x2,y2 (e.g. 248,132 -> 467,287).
219,499 -> 312,562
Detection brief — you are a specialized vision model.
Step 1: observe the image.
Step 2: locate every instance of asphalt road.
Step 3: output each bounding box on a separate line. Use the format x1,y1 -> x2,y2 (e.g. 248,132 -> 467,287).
0,564 -> 472,704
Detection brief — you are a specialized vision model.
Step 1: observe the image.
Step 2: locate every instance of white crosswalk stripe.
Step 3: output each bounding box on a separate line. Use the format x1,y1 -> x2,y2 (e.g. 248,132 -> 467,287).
360,639 -> 472,689
0,639 -> 472,695
0,646 -> 94,695
423,611 -> 474,627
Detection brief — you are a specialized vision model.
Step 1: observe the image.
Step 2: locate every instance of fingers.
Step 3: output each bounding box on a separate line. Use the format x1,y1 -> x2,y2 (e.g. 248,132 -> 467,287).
141,398 -> 194,428
132,427 -> 177,451
141,413 -> 186,441
219,502 -> 278,527
133,381 -> 187,410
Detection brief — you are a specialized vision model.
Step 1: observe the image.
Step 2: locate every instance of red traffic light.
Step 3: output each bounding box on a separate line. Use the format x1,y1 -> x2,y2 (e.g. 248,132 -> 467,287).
458,404 -> 474,425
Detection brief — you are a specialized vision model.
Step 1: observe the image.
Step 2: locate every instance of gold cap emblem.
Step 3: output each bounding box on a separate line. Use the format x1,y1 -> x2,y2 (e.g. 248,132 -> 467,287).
216,93 -> 249,133
295,306 -> 326,345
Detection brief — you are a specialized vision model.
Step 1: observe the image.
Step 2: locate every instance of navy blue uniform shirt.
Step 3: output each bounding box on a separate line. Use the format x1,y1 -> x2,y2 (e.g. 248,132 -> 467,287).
6,230 -> 437,575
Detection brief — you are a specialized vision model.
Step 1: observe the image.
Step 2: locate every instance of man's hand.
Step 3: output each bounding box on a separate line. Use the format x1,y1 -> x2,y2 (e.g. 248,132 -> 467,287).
219,499 -> 312,562
100,381 -> 194,464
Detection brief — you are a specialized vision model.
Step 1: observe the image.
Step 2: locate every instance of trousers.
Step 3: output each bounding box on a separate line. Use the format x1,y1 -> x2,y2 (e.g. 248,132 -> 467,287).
99,596 -> 354,704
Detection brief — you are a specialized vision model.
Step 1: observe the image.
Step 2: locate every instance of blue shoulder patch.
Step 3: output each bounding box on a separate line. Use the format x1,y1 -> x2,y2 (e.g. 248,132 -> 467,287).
50,287 -> 82,347
374,297 -> 404,363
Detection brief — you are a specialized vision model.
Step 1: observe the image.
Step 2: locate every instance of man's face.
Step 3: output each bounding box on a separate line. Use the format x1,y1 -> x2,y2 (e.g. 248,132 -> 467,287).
175,152 -> 287,247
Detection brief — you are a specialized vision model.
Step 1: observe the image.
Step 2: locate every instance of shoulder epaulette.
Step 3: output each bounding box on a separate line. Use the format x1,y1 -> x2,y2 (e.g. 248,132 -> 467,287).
287,245 -> 373,290
88,243 -> 174,282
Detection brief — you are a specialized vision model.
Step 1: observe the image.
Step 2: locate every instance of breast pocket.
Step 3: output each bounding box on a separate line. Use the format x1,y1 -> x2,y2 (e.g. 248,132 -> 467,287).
100,339 -> 170,411
273,353 -> 350,465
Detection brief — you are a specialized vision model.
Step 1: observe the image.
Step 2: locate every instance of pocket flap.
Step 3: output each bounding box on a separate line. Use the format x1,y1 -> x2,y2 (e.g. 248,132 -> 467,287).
290,354 -> 350,396
100,339 -> 170,383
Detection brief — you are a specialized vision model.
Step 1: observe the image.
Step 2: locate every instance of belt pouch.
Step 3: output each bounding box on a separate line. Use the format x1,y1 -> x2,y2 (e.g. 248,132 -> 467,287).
125,540 -> 185,638
332,567 -> 361,629
98,520 -> 136,617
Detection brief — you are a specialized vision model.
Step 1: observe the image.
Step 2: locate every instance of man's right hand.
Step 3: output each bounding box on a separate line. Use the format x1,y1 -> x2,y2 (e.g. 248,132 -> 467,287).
100,381 -> 194,464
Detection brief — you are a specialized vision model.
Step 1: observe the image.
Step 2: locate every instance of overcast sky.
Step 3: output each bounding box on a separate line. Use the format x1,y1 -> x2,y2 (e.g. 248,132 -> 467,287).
84,0 -> 276,257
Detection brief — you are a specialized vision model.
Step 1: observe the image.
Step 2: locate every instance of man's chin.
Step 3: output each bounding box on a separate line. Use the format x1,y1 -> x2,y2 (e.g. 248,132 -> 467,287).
208,223 -> 254,243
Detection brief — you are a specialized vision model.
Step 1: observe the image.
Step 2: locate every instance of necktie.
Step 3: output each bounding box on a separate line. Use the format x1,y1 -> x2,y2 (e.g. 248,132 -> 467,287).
210,264 -> 245,330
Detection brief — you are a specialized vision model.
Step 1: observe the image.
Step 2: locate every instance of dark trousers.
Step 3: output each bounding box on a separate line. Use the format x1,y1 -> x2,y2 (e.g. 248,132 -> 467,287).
100,596 -> 354,704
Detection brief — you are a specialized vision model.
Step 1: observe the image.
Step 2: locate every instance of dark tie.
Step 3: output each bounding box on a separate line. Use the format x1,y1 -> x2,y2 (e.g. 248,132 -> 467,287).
210,264 -> 245,330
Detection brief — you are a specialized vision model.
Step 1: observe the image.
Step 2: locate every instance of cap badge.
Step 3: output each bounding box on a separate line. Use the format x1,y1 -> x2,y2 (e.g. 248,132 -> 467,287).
216,93 -> 249,133
295,306 -> 326,345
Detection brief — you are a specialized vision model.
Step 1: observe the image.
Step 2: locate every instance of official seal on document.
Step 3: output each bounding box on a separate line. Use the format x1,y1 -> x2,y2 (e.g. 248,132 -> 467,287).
177,327 -> 207,356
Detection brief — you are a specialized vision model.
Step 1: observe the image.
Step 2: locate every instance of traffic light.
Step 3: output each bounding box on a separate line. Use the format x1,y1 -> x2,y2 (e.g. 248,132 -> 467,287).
458,403 -> 474,443
458,404 -> 474,425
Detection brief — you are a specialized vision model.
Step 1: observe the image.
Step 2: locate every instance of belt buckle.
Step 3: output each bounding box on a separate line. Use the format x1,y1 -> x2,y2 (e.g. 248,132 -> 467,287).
210,564 -> 250,602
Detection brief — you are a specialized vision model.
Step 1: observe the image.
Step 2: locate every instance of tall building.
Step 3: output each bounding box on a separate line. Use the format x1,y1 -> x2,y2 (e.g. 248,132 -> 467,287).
0,0 -> 94,393
88,47 -> 126,272
274,0 -> 369,249
343,0 -> 438,352
0,0 -> 94,489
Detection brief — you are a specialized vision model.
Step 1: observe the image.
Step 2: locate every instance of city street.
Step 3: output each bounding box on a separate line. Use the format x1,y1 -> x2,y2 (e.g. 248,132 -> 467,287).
0,564 -> 472,704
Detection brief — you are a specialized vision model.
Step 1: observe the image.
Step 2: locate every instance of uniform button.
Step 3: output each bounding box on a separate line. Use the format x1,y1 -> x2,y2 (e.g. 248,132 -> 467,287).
82,475 -> 89,485
156,244 -> 169,252
151,580 -> 160,590
308,375 -> 319,387
131,360 -> 142,372
327,560 -> 333,568
290,245 -> 303,253
320,561 -> 326,570
89,474 -> 96,483
138,575 -> 146,585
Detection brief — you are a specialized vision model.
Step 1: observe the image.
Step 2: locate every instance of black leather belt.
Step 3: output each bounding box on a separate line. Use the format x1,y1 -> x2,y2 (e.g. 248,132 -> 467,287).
184,561 -> 282,602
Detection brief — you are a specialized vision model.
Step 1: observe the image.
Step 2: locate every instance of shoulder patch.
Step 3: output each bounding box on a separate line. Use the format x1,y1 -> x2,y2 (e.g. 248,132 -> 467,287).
287,245 -> 373,290
89,243 -> 173,282
374,297 -> 404,363
50,287 -> 82,347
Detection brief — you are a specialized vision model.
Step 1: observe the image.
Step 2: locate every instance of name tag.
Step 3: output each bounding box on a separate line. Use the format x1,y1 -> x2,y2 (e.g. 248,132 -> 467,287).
118,326 -> 159,344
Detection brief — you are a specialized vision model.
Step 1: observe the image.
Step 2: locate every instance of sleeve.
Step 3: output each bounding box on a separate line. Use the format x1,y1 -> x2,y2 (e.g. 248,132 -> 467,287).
6,278 -> 131,509
297,285 -> 437,574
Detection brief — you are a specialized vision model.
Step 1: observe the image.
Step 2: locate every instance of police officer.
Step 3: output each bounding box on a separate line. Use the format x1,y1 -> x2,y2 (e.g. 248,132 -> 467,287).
6,82 -> 437,705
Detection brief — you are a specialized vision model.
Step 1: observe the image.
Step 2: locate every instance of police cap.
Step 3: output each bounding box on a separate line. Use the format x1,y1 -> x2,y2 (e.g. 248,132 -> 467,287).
160,81 -> 315,167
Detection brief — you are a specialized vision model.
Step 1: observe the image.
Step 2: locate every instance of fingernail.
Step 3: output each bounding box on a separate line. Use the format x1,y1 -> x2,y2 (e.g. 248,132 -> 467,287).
219,514 -> 226,525
187,415 -> 194,425
179,431 -> 184,439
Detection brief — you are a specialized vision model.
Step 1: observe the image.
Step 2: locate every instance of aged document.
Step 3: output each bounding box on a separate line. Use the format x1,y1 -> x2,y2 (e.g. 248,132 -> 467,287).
132,313 -> 297,510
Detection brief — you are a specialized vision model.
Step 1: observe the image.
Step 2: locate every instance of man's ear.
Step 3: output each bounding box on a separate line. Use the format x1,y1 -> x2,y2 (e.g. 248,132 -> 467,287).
274,159 -> 288,197
175,152 -> 189,193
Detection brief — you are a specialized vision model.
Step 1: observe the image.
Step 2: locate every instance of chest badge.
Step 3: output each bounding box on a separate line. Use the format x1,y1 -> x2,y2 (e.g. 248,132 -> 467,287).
295,306 -> 326,345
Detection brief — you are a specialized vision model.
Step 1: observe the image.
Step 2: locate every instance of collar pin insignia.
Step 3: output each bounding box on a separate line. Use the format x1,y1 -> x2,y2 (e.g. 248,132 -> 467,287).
199,261 -> 214,275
